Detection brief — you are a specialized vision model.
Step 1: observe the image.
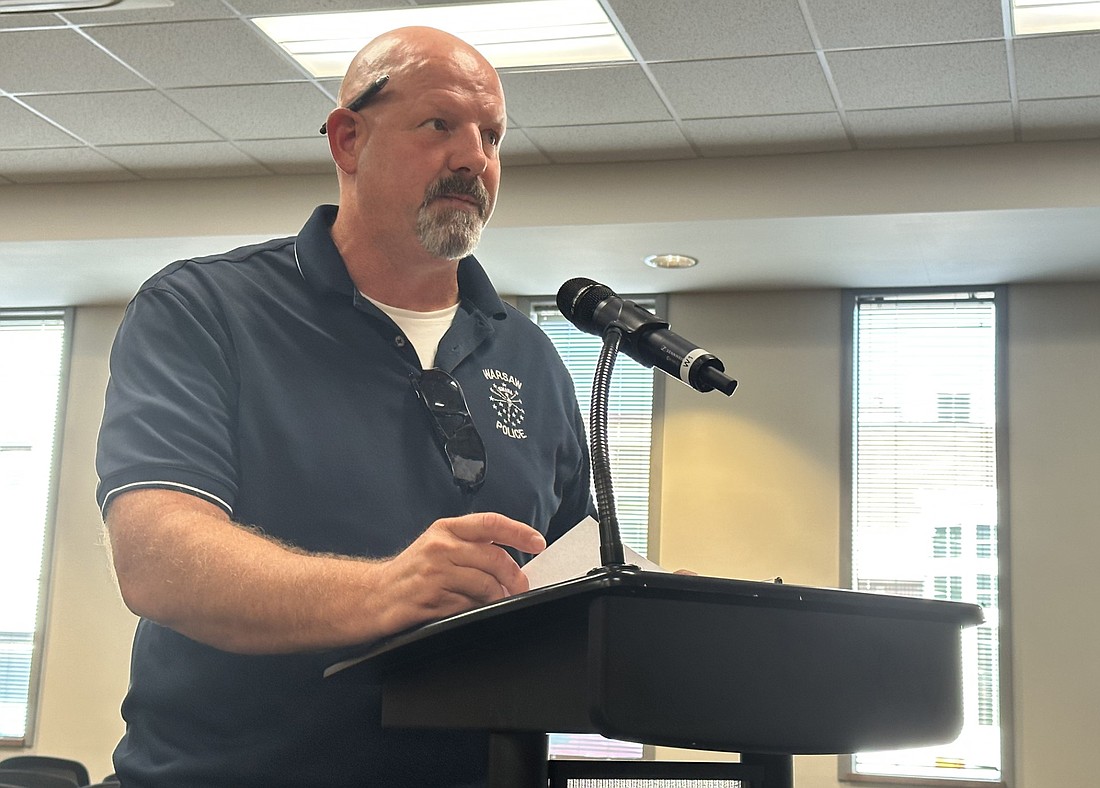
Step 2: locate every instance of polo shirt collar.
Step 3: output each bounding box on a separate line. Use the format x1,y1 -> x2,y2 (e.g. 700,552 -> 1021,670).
294,204 -> 507,321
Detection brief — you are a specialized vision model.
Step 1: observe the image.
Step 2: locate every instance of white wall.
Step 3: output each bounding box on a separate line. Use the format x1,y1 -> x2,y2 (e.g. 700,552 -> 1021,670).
15,284 -> 1100,786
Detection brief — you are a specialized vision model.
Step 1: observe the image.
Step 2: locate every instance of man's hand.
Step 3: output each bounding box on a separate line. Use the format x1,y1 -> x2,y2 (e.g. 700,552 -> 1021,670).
375,513 -> 546,635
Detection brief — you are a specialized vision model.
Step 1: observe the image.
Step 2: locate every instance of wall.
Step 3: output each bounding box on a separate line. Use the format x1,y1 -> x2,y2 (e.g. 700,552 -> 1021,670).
11,285 -> 1100,786
1006,282 -> 1100,788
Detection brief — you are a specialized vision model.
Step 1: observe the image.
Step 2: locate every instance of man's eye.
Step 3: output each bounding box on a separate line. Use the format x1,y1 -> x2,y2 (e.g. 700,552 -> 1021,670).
485,130 -> 501,147
428,118 -> 448,131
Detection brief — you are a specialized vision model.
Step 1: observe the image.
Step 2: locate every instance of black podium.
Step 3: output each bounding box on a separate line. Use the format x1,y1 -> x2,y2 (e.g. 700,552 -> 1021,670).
328,565 -> 983,787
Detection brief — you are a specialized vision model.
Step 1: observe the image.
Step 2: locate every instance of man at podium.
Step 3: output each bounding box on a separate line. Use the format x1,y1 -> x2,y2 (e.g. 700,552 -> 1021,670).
95,25 -> 594,788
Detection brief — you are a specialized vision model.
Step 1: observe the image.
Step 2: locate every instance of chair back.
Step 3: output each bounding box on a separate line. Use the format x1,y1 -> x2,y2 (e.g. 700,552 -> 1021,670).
0,769 -> 80,788
0,757 -> 87,787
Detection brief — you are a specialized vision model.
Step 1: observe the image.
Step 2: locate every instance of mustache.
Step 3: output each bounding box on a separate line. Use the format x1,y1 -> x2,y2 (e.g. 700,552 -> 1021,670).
422,175 -> 491,220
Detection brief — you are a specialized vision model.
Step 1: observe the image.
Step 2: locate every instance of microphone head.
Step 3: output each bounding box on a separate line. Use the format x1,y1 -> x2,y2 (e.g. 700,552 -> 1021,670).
557,277 -> 613,329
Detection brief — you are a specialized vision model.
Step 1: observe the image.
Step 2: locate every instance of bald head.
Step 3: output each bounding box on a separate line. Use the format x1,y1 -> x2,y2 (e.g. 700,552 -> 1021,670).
325,26 -> 508,284
339,27 -> 503,110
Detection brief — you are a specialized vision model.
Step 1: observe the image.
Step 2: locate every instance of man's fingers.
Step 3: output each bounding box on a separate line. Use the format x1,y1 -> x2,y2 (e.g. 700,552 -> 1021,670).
442,512 -> 546,555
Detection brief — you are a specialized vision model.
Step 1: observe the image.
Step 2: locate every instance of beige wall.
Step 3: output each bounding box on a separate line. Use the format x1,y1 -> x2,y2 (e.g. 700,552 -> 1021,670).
15,283 -> 1099,786
1005,283 -> 1100,788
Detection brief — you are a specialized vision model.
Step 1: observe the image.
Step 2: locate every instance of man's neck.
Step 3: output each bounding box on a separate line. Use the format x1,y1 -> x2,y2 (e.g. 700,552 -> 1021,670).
332,214 -> 461,312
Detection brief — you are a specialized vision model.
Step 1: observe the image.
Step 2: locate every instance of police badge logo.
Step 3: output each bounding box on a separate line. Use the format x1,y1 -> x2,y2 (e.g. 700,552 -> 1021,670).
482,368 -> 527,440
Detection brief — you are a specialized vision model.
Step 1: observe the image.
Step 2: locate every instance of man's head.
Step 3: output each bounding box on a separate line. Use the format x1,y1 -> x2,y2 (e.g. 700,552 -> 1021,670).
325,27 -> 506,263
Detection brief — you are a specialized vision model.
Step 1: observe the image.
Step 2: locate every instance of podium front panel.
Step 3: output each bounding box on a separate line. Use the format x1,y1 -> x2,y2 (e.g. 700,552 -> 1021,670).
332,569 -> 981,755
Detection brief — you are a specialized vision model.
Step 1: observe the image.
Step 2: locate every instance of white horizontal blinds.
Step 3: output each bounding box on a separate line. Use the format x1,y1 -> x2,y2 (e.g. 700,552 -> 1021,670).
531,301 -> 655,559
530,299 -> 656,763
850,291 -> 1002,782
0,310 -> 67,743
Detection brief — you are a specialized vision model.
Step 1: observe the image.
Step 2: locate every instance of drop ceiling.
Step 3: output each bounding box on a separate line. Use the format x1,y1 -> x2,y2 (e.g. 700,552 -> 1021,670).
2,0 -> 1100,305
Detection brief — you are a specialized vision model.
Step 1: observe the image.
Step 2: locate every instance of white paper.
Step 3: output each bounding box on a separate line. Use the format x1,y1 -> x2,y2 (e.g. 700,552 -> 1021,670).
522,516 -> 667,590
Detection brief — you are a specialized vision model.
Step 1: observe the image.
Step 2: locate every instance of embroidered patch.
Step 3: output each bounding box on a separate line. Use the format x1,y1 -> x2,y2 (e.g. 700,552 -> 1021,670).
483,367 -> 527,440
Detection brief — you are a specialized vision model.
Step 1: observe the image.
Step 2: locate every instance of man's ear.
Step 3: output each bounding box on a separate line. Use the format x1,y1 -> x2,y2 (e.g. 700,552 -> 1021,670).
326,109 -> 360,174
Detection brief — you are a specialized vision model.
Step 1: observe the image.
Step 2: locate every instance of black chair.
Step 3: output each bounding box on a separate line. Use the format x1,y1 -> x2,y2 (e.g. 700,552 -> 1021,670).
0,771 -> 79,788
0,757 -> 87,786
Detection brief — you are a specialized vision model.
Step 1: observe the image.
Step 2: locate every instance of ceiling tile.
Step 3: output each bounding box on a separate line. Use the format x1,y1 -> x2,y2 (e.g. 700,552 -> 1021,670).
805,0 -> 1004,49
1020,97 -> 1100,142
501,66 -> 669,127
609,0 -> 812,61
167,83 -> 335,140
651,55 -> 836,118
24,90 -> 221,145
98,141 -> 272,179
0,98 -> 82,148
499,129 -> 551,167
232,138 -> 336,175
827,41 -> 1009,109
0,146 -> 135,184
1013,33 -> 1100,100
525,122 -> 695,164
681,113 -> 850,157
848,103 -> 1015,149
62,0 -> 234,23
85,19 -> 305,88
0,28 -> 148,93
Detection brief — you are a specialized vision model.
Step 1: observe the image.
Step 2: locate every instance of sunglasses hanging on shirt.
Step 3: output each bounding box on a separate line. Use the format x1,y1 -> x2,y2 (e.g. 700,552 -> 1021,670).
412,368 -> 487,495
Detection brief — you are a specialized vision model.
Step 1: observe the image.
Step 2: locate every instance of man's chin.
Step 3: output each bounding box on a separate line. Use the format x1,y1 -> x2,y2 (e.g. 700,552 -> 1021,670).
417,209 -> 484,257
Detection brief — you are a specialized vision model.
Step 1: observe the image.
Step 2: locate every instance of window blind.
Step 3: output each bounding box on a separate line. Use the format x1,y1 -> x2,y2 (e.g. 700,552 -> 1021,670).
0,309 -> 68,744
846,290 -> 1003,783
529,300 -> 656,559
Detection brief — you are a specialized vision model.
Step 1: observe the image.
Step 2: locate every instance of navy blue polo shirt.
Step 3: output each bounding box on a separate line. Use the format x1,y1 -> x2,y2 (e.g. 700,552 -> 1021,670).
95,204 -> 594,788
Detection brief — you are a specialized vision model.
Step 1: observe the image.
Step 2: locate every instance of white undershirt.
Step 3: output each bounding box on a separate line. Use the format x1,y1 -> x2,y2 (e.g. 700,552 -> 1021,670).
365,295 -> 459,369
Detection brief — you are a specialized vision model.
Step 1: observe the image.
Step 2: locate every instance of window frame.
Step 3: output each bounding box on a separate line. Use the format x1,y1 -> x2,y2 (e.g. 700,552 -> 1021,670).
838,286 -> 1013,788
0,307 -> 72,748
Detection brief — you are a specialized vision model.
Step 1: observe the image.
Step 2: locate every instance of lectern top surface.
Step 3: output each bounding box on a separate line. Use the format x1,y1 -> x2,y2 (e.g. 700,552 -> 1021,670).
325,566 -> 982,678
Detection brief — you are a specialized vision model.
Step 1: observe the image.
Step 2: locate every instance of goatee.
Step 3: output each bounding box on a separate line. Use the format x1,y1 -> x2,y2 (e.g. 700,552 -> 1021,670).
416,175 -> 492,260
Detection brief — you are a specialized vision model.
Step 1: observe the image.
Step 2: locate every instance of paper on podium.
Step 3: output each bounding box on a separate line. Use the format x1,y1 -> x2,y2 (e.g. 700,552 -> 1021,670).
522,516 -> 667,590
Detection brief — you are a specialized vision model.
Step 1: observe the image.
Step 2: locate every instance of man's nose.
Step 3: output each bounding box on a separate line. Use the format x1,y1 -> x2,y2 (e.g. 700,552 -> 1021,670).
448,124 -> 489,175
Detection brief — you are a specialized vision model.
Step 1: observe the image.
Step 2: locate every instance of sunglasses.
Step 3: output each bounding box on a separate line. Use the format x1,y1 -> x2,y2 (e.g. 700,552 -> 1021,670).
413,368 -> 487,494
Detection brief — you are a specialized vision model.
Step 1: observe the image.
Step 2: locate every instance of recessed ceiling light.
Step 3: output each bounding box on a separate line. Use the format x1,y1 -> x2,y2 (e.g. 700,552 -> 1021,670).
1012,0 -> 1100,35
252,0 -> 634,78
644,254 -> 698,270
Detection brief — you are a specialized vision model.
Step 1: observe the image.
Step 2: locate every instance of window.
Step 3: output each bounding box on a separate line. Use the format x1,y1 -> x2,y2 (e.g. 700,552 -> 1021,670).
0,309 -> 70,746
842,290 -> 1005,784
521,295 -> 661,760
523,296 -> 659,559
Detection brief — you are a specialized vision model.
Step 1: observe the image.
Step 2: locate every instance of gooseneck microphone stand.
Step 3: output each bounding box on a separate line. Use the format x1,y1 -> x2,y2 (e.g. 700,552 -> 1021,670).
590,326 -> 630,568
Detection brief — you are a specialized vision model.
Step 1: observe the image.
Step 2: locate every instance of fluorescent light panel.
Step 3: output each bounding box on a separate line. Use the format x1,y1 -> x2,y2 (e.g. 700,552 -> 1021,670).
1013,0 -> 1100,35
0,0 -> 119,11
252,0 -> 634,78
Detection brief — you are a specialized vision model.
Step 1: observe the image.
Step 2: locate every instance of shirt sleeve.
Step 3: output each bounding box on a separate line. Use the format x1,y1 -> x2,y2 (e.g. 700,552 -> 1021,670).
96,281 -> 240,518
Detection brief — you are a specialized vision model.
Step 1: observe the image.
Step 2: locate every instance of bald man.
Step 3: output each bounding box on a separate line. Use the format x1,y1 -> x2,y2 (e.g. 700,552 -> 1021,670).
96,27 -> 594,788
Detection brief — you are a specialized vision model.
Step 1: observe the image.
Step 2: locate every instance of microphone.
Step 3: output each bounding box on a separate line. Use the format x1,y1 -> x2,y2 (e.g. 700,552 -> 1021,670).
556,278 -> 737,396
